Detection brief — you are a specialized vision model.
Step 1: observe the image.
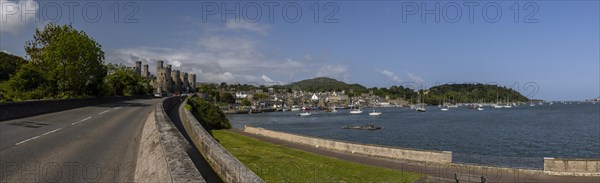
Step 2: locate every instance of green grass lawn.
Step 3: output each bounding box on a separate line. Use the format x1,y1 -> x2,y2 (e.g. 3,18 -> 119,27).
212,130 -> 422,183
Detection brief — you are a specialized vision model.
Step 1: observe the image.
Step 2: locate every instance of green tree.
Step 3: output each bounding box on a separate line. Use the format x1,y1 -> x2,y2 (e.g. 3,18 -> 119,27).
103,63 -> 153,96
25,23 -> 106,98
0,52 -> 26,80
187,97 -> 231,130
219,92 -> 235,103
241,99 -> 251,106
255,93 -> 269,101
5,63 -> 48,100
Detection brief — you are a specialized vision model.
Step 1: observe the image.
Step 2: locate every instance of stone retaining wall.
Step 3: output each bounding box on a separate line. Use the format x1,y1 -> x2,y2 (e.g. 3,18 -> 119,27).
544,157 -> 600,176
0,96 -> 146,121
134,97 -> 205,183
180,100 -> 264,183
244,126 -> 452,164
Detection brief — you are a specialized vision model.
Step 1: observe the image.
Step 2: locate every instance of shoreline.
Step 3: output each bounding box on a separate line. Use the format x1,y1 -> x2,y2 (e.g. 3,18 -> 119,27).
238,126 -> 600,178
228,128 -> 600,182
225,105 -> 600,168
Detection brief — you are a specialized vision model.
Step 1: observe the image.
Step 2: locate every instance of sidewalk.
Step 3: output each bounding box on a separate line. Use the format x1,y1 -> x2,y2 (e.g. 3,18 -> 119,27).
230,129 -> 600,183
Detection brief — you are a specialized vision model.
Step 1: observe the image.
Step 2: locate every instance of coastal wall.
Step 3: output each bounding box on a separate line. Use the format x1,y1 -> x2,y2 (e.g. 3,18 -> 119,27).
544,157 -> 600,176
134,97 -> 205,182
0,96 -> 146,121
180,100 -> 264,183
244,126 -> 452,164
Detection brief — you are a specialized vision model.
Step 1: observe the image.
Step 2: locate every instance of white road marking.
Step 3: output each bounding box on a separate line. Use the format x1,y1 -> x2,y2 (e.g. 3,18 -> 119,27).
15,128 -> 62,145
98,110 -> 110,115
71,116 -> 92,125
114,107 -> 122,110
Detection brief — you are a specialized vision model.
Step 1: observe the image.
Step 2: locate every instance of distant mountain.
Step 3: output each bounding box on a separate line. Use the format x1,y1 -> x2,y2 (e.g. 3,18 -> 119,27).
424,83 -> 529,104
284,77 -> 366,92
0,52 -> 26,80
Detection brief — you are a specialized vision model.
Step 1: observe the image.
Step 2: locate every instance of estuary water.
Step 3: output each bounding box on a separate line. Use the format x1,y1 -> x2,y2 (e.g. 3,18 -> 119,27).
227,103 -> 600,169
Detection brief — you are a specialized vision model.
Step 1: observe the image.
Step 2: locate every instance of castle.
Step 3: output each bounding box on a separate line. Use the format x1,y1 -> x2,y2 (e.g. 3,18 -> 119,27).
133,61 -> 196,94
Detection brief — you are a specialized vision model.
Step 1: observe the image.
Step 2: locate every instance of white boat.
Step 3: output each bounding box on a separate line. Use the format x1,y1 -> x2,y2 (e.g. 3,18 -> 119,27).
416,92 -> 426,112
491,104 -> 503,108
369,111 -> 382,116
350,109 -> 363,114
291,106 -> 301,111
298,112 -> 311,116
349,99 -> 363,114
502,104 -> 512,108
369,108 -> 382,116
441,108 -> 449,111
477,107 -> 484,111
529,103 -> 535,107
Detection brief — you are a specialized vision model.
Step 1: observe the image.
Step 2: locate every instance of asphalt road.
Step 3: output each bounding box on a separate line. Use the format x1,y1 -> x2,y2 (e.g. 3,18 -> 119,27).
0,98 -> 161,182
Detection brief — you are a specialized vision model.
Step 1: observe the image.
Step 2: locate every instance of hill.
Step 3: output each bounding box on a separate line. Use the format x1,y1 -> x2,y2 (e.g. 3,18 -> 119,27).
0,52 -> 26,80
284,77 -> 367,92
423,83 -> 529,104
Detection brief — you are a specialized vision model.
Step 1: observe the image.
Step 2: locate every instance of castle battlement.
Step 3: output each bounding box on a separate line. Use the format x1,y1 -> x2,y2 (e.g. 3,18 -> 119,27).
134,60 -> 196,94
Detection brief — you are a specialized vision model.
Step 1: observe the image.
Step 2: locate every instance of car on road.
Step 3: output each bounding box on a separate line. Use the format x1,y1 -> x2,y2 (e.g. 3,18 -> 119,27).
153,93 -> 162,98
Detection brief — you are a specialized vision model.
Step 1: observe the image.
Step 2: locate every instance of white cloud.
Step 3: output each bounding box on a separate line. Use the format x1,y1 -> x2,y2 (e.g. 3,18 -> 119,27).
0,0 -> 38,35
406,72 -> 425,83
317,65 -> 349,82
107,34 -> 307,85
168,60 -> 182,68
225,20 -> 268,35
378,69 -> 403,83
107,18 -> 345,85
261,75 -> 275,83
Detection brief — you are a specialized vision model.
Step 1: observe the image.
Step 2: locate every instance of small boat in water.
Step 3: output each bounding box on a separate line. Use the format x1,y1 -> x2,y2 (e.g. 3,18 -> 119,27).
343,123 -> 383,130
369,111 -> 382,116
350,109 -> 363,114
298,112 -> 311,116
441,107 -> 449,111
477,107 -> 484,111
369,108 -> 382,116
291,106 -> 301,111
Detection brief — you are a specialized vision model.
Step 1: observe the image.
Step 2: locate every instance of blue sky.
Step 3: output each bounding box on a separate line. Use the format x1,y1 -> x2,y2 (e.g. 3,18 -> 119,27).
1,1 -> 598,100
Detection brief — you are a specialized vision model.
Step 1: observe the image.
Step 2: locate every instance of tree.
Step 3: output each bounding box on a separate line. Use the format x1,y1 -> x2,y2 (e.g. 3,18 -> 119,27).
0,52 -> 26,80
219,92 -> 235,103
103,63 -> 153,96
241,99 -> 251,106
187,97 -> 231,130
6,63 -> 48,100
24,23 -> 106,98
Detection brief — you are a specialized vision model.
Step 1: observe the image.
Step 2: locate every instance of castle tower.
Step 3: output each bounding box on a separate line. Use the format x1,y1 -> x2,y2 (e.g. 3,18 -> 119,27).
181,72 -> 189,93
155,60 -> 165,93
171,70 -> 182,93
143,64 -> 149,78
165,64 -> 173,92
188,74 -> 196,92
134,61 -> 142,76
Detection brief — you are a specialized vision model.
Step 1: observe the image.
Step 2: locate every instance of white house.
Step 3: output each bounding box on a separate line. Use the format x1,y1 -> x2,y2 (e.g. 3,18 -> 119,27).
311,94 -> 319,101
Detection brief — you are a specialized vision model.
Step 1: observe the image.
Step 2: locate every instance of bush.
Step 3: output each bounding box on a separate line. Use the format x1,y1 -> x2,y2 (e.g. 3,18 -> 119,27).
187,96 -> 231,130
